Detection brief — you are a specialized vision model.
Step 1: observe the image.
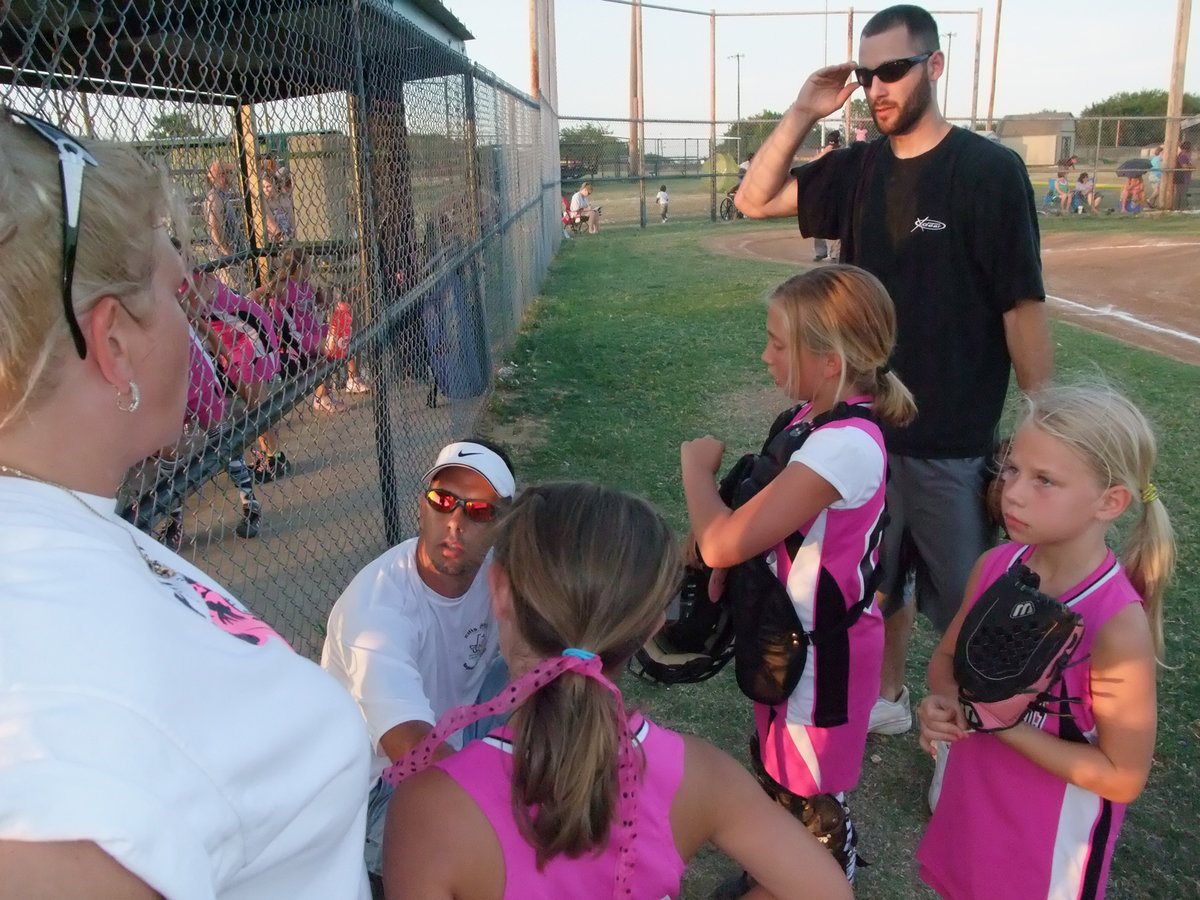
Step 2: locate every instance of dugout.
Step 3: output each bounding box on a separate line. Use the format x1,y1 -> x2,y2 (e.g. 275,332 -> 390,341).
0,0 -> 497,547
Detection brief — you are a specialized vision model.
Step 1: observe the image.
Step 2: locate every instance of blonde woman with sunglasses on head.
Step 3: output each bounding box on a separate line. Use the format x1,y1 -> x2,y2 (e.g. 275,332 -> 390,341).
0,110 -> 371,899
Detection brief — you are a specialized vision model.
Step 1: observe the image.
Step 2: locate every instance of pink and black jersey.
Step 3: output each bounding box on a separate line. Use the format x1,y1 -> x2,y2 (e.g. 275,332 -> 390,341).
918,543 -> 1141,900
754,399 -> 887,797
435,715 -> 686,900
208,282 -> 280,385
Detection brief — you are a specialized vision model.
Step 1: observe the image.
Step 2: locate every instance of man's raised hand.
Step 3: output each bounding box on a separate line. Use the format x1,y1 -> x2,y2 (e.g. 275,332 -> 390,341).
792,63 -> 861,120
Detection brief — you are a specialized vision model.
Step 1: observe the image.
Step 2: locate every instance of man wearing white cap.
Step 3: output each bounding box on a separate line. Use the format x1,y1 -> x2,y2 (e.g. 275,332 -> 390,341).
321,438 -> 516,882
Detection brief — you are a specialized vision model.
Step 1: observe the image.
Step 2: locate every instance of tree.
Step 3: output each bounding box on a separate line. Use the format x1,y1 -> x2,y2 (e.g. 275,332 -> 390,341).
1077,90 -> 1200,146
147,112 -> 208,140
559,123 -> 625,176
718,110 -> 786,157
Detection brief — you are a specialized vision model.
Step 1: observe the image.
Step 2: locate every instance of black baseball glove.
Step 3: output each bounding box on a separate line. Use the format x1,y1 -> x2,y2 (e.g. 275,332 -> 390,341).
954,564 -> 1085,732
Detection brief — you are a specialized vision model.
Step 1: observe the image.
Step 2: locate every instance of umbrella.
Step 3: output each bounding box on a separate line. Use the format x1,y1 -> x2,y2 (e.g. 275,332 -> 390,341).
1116,158 -> 1152,178
712,152 -> 740,194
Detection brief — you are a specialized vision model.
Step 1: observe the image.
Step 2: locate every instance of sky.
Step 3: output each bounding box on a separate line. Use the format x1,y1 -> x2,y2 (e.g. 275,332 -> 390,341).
444,0 -> 1199,143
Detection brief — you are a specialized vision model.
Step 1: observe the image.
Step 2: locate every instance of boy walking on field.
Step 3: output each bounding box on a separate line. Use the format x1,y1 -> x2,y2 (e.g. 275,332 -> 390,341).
656,184 -> 669,222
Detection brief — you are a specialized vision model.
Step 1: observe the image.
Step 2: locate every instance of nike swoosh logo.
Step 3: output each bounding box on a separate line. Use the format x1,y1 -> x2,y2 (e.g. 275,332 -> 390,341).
457,450 -> 481,457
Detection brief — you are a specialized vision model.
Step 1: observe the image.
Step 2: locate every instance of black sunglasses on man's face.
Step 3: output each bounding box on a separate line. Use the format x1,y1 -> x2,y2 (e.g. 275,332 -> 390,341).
6,107 -> 98,358
854,52 -> 933,89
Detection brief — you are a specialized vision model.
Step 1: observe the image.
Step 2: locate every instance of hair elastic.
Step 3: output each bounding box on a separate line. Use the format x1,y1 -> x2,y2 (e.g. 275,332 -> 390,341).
1141,483 -> 1159,504
381,650 -> 640,898
877,362 -> 892,375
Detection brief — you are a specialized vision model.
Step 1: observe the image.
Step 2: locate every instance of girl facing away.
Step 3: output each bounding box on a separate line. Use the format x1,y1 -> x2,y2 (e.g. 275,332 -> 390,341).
381,481 -> 852,900
917,383 -> 1174,899
680,266 -> 916,884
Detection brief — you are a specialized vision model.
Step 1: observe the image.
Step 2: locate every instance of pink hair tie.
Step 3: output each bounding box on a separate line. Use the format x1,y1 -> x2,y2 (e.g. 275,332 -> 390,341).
381,650 -> 641,899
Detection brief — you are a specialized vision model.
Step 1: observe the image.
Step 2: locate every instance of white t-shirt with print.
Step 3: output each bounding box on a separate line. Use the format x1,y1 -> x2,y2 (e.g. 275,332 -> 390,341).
321,537 -> 499,782
0,478 -> 371,900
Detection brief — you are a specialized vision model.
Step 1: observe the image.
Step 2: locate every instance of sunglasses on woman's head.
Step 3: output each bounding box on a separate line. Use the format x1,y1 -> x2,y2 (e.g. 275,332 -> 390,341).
425,487 -> 498,523
854,52 -> 933,88
6,108 -> 98,359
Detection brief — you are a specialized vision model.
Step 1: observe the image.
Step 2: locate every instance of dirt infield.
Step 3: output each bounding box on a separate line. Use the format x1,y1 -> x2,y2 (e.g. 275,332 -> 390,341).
706,228 -> 1200,366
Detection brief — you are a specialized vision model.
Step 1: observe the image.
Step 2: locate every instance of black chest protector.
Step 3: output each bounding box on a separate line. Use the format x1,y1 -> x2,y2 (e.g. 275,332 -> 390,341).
722,402 -> 882,707
631,402 -> 882,707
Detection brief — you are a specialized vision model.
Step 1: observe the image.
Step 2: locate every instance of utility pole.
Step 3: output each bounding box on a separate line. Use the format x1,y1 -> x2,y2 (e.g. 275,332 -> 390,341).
729,53 -> 744,158
941,32 -> 956,116
1162,0 -> 1192,210
987,0 -> 1002,130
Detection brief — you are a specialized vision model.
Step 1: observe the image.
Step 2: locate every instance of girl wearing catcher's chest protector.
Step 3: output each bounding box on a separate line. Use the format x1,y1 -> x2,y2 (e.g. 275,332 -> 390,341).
681,266 -> 916,885
917,384 -> 1174,899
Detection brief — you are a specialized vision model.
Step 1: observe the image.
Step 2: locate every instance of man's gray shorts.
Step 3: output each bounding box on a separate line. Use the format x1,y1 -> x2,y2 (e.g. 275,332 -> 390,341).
363,655 -> 511,876
877,454 -> 992,633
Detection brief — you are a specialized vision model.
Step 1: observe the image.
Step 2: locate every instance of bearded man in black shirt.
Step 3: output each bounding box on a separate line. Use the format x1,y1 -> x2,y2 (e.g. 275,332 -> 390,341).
736,4 -> 1053,739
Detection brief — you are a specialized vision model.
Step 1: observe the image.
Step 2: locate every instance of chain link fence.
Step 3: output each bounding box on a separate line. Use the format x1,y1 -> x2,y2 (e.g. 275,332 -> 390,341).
562,114 -> 1196,226
2,1 -> 560,659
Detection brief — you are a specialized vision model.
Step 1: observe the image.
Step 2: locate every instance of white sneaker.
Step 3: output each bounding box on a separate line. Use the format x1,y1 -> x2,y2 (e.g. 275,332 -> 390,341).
928,740 -> 949,812
344,376 -> 370,394
867,685 -> 912,735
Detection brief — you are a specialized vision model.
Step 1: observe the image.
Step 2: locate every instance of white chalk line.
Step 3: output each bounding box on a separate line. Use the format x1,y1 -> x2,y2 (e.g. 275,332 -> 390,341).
1047,294 -> 1200,347
1043,240 -> 1200,254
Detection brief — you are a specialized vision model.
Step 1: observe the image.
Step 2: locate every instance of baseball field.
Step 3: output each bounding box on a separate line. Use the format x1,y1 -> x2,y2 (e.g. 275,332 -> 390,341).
486,213 -> 1200,899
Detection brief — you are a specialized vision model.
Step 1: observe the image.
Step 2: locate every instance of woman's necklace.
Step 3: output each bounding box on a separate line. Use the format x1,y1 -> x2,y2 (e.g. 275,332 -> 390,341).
0,463 -> 180,579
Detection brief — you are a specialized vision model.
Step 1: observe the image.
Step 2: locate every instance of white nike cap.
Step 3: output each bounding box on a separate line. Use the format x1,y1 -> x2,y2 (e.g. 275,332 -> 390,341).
423,441 -> 516,499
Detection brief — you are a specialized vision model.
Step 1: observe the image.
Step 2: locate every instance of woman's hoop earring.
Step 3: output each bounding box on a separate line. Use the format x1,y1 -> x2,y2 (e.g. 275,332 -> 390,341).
116,380 -> 140,413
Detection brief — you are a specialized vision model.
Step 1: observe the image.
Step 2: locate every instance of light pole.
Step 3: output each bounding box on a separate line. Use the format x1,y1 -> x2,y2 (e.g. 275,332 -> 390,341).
729,53 -> 744,158
941,32 -> 956,116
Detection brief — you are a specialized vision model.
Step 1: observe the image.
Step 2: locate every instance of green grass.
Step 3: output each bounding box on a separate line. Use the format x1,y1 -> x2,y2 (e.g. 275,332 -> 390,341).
484,219 -> 1200,899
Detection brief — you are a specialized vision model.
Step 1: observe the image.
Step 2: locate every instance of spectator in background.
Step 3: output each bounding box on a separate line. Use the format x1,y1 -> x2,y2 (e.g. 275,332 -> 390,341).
1053,169 -> 1074,213
569,182 -> 600,234
1074,172 -> 1102,213
204,159 -> 248,289
1055,153 -> 1078,174
263,168 -> 295,244
1174,141 -> 1193,210
1146,145 -> 1164,207
813,131 -> 843,261
1120,174 -> 1147,213
855,125 -> 869,141
656,183 -> 669,222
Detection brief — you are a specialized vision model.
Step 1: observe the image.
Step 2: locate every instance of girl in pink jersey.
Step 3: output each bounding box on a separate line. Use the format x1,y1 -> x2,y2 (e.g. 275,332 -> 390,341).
917,384 -> 1175,899
681,266 -> 916,885
381,482 -> 851,900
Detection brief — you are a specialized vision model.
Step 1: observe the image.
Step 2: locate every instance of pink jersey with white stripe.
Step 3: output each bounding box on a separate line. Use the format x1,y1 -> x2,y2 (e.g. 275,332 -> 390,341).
918,543 -> 1140,900
755,400 -> 886,796
271,278 -> 326,357
208,282 -> 280,384
435,716 -> 686,900
186,327 -> 225,429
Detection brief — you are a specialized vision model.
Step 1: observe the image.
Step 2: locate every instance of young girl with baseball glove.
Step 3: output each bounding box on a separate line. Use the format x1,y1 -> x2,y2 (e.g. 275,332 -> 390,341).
917,383 -> 1174,899
681,265 -> 916,885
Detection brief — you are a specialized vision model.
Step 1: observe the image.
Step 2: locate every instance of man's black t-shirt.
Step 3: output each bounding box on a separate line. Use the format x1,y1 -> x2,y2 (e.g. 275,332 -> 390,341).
792,128 -> 1044,459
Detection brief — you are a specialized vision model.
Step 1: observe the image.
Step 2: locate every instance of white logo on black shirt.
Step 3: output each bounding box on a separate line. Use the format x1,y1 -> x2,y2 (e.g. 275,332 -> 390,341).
911,216 -> 946,232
